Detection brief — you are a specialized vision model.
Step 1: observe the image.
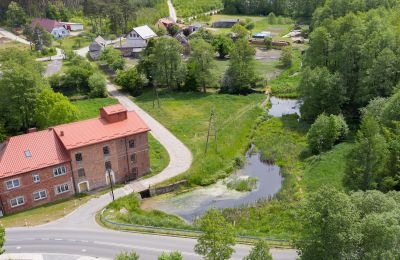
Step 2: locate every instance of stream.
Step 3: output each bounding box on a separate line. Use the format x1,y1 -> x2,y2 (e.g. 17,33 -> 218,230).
141,97 -> 301,222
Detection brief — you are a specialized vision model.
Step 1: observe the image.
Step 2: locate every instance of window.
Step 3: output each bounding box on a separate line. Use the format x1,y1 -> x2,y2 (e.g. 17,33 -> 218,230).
10,196 -> 24,207
75,153 -> 83,162
53,166 -> 67,177
130,154 -> 136,163
132,167 -> 138,176
129,139 -> 135,148
33,190 -> 47,201
78,168 -> 85,177
56,183 -> 69,194
6,179 -> 20,190
24,150 -> 32,157
32,173 -> 40,183
105,161 -> 112,171
103,146 -> 110,156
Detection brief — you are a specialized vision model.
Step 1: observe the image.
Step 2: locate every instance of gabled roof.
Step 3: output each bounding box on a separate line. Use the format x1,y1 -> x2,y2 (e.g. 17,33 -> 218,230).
31,18 -> 64,33
53,111 -> 150,150
132,25 -> 157,40
0,105 -> 150,178
94,36 -> 107,46
0,129 -> 70,178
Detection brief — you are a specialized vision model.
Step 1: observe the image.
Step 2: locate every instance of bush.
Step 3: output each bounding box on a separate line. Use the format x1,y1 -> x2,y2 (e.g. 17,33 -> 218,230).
307,114 -> 348,154
114,251 -> 139,260
99,47 -> 125,71
158,251 -> 183,260
280,46 -> 293,68
88,73 -> 107,98
114,67 -> 145,96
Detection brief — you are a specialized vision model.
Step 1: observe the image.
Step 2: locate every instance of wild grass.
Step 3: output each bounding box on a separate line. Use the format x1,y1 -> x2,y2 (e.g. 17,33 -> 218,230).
133,91 -> 266,186
104,194 -> 192,229
269,48 -> 302,98
172,0 -> 223,17
226,177 -> 258,192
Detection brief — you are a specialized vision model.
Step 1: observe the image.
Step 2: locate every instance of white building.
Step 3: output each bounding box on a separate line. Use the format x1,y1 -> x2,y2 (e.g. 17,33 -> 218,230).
115,25 -> 157,57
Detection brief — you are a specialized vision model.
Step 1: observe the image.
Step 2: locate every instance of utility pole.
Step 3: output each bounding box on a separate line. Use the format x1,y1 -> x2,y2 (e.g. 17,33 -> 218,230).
107,168 -> 115,201
205,108 -> 217,154
153,84 -> 160,109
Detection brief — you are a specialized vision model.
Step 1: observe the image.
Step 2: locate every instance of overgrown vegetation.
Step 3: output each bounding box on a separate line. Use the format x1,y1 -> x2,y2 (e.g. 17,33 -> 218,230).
226,177 -> 258,192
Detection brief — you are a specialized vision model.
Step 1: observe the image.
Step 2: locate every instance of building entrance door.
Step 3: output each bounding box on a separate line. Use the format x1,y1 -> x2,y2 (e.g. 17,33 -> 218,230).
78,181 -> 89,193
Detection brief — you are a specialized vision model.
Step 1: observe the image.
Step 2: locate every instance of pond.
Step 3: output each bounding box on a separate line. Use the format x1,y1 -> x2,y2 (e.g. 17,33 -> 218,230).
141,96 -> 300,222
142,147 -> 282,222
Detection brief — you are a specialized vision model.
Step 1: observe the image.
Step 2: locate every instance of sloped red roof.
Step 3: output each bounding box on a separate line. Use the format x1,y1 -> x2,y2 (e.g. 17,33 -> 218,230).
0,106 -> 150,178
102,104 -> 127,115
31,18 -> 64,33
54,111 -> 150,150
0,129 -> 70,178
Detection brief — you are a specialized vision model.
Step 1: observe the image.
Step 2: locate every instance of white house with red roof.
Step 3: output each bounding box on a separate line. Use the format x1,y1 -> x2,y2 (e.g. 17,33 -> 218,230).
31,18 -> 70,38
0,105 -> 150,214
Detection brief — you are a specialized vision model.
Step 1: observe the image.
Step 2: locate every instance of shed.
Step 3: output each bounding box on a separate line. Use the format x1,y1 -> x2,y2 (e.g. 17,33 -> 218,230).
252,31 -> 271,39
212,19 -> 239,28
188,22 -> 204,33
62,22 -> 84,31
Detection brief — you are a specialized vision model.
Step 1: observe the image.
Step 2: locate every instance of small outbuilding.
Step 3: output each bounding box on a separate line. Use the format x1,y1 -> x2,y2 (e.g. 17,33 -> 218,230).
252,31 -> 271,39
188,22 -> 204,33
212,19 -> 239,28
62,22 -> 84,31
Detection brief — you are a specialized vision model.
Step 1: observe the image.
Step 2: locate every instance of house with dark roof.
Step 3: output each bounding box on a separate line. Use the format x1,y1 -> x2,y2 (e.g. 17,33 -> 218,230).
89,36 -> 108,60
0,104 -> 150,214
31,18 -> 69,38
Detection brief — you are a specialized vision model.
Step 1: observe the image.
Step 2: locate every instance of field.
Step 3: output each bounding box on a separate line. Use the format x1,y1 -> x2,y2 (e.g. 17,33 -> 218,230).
54,35 -> 92,52
173,0 -> 223,18
133,91 -> 266,186
207,14 -> 293,37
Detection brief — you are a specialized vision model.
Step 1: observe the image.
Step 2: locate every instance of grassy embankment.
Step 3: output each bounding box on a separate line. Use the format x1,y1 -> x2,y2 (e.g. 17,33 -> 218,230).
0,97 -> 168,227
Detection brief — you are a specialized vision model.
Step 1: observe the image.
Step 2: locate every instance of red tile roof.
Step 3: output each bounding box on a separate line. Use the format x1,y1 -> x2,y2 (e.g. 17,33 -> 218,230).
54,111 -> 150,150
31,18 -> 64,33
0,106 -> 150,178
102,104 -> 127,115
0,129 -> 70,178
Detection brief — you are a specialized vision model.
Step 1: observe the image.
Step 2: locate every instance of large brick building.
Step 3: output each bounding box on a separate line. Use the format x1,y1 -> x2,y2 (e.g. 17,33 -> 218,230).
0,104 -> 150,215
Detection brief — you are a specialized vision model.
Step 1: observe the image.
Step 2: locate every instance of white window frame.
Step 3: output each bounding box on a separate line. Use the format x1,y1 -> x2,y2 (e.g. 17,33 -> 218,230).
10,196 -> 24,208
32,173 -> 40,183
6,178 -> 20,190
55,183 -> 70,195
53,165 -> 67,177
33,190 -> 47,201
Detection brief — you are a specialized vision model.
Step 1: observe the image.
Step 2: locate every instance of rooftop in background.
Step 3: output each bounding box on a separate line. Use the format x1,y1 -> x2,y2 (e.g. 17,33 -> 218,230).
132,25 -> 157,39
0,105 -> 150,178
31,18 -> 63,32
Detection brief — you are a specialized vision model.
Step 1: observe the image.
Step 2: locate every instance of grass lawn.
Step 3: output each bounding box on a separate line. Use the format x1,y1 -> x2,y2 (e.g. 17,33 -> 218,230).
0,41 -> 29,51
73,98 -> 119,120
147,134 -> 170,179
55,36 -> 92,52
133,91 -> 266,186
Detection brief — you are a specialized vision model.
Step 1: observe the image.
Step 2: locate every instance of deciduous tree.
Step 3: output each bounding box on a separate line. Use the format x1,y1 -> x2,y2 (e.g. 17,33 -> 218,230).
194,209 -> 236,260
212,35 -> 233,59
244,240 -> 272,260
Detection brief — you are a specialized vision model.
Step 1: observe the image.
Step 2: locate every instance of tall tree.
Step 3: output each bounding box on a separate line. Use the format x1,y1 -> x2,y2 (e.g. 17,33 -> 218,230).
152,38 -> 185,90
294,187 -> 361,260
344,114 -> 389,191
194,209 -> 236,260
212,35 -> 233,59
299,67 -> 345,121
187,39 -> 215,93
221,38 -> 255,94
6,1 -> 26,27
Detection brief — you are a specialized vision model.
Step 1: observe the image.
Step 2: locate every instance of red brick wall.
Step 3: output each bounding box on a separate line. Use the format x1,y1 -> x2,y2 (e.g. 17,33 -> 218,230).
69,132 -> 150,192
0,163 -> 75,214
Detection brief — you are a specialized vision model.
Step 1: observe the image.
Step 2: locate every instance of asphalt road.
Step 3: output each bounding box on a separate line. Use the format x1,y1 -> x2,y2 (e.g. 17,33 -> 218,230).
5,228 -> 298,260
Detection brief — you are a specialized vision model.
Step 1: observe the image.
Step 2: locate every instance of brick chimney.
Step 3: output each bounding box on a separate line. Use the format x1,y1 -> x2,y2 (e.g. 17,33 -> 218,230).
100,104 -> 128,123
27,128 -> 37,133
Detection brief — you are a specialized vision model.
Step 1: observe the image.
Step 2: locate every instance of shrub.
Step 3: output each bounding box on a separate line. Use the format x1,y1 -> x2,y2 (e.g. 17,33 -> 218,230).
114,67 -> 145,96
88,73 -> 107,98
280,46 -> 293,68
114,251 -> 139,260
158,251 -> 183,260
307,114 -> 349,154
99,47 -> 125,71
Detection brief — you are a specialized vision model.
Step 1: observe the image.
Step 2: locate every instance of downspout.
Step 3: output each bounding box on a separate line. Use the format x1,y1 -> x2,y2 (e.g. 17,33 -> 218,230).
124,137 -> 131,182
69,161 -> 78,194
